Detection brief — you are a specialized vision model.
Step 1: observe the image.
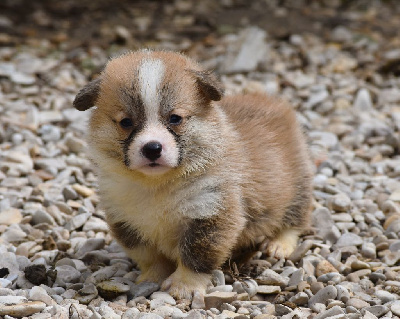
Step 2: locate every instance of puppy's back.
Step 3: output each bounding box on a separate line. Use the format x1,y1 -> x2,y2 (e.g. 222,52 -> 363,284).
220,93 -> 312,237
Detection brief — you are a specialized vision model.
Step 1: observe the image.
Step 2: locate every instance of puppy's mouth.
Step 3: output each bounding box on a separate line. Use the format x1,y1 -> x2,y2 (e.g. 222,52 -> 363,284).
148,162 -> 160,167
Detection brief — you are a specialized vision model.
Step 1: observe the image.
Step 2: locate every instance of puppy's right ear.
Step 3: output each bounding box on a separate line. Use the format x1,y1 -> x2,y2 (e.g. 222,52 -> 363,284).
73,77 -> 101,111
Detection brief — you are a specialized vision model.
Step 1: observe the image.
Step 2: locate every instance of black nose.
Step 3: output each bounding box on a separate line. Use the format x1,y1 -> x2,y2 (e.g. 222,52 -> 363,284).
142,141 -> 162,161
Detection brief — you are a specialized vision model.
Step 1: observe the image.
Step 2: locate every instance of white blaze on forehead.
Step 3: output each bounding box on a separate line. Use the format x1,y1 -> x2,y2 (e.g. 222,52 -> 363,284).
138,58 -> 165,123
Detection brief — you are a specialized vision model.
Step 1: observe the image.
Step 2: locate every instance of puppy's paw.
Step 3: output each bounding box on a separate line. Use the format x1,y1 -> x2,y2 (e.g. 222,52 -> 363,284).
136,263 -> 175,285
266,229 -> 300,259
161,266 -> 210,300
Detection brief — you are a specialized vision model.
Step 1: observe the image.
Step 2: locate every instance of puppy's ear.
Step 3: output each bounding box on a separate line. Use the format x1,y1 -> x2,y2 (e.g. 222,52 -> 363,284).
73,77 -> 101,111
188,70 -> 224,102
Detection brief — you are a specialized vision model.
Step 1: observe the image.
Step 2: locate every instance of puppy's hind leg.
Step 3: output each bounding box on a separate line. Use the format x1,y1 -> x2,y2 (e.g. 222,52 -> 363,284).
265,228 -> 301,259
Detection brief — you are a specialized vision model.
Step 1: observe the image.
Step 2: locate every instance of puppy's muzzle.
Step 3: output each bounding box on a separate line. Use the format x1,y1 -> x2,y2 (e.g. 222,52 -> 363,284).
142,141 -> 162,161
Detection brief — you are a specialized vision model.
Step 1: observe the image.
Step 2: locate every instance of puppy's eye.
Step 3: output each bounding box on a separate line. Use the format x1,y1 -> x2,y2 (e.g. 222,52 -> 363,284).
169,114 -> 182,125
119,118 -> 133,128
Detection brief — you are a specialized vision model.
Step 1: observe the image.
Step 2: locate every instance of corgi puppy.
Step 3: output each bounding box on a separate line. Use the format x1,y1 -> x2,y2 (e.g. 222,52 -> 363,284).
73,50 -> 312,300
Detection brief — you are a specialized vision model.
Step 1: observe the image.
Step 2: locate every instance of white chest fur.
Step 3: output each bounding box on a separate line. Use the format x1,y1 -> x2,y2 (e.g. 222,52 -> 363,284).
99,171 -> 223,257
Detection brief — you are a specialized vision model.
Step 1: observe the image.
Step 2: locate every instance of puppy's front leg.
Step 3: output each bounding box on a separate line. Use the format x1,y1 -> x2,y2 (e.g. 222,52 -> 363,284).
162,213 -> 245,299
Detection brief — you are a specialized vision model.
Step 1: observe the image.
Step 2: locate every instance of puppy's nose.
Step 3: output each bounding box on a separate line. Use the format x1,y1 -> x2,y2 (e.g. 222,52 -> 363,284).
142,141 -> 162,161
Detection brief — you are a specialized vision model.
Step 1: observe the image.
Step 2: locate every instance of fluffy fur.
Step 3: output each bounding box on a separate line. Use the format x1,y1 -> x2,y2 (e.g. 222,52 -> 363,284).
73,50 -> 312,299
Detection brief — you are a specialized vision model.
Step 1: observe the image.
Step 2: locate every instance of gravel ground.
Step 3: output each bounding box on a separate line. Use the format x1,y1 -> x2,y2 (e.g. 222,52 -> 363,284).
2,1 -> 400,318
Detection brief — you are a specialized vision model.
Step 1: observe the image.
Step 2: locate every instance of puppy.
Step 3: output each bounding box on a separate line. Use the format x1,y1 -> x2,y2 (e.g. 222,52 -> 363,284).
73,50 -> 312,299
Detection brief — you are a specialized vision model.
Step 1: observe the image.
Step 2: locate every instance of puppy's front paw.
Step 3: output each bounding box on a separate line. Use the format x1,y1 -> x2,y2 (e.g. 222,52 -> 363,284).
161,266 -> 210,300
266,229 -> 300,259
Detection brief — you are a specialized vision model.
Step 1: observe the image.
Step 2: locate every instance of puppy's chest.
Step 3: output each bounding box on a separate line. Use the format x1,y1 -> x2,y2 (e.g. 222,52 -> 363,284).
100,175 -> 223,251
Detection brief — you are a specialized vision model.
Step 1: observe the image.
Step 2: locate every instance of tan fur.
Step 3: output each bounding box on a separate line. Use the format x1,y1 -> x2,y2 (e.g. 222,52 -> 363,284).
73,50 -> 312,300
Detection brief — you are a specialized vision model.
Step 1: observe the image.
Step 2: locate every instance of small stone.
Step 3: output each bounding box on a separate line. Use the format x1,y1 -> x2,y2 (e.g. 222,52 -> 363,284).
97,280 -> 130,299
62,186 -> 78,200
31,209 -> 56,225
315,306 -> 344,319
346,298 -> 370,309
212,270 -> 225,286
191,290 -> 205,309
150,291 -> 176,305
289,292 -> 309,305
65,212 -> 91,231
0,301 -> 46,317
354,88 -> 373,111
350,260 -> 370,270
316,260 -> 338,277
363,305 -> 389,317
391,303 -> 400,316
336,285 -> 350,303
257,285 -> 281,294
28,286 -> 54,306
75,238 -> 105,258
330,193 -> 351,212
309,285 -> 337,307
122,308 -> 140,319
0,208 -> 23,225
275,304 -> 292,316
204,291 -> 237,310
289,240 -> 314,262
131,282 -> 160,298
374,290 -> 397,303
208,285 -> 233,293
24,265 -> 48,285
54,265 -> 81,287
336,233 -> 363,247
72,184 -> 95,197
256,269 -> 288,286
241,279 -> 257,297
361,242 -> 377,259
288,268 -> 304,286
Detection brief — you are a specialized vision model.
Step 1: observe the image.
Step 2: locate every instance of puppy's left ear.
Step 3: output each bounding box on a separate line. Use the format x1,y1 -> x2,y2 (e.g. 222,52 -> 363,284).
188,70 -> 224,101
73,77 -> 102,111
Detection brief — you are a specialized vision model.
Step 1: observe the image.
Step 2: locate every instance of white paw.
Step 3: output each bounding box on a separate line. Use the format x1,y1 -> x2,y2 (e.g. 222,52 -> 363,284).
266,229 -> 300,259
161,267 -> 210,300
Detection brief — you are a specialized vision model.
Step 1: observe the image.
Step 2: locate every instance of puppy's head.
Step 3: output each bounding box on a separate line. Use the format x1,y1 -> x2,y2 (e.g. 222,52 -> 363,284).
73,50 -> 224,179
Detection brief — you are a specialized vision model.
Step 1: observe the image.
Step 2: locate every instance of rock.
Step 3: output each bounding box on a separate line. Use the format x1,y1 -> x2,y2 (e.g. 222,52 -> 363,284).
309,285 -> 337,307
346,298 -> 370,309
306,90 -> 329,108
97,280 -> 130,299
39,124 -> 61,142
314,306 -> 344,319
288,268 -> 304,287
75,238 -> 105,258
136,313 -> 164,319
316,260 -> 338,277
350,260 -> 370,270
289,292 -> 309,305
336,285 -> 350,303
241,279 -> 257,297
62,185 -> 78,200
354,88 -> 373,111
212,270 -> 225,286
309,131 -> 338,149
256,269 -> 287,286
0,252 -> 19,276
31,209 -> 56,225
65,212 -> 91,231
0,301 -> 46,317
54,265 -> 81,286
288,239 -> 314,262
336,233 -> 363,247
208,285 -> 233,293
191,290 -> 205,309
24,265 -> 48,285
256,285 -> 281,294
0,208 -> 23,225
204,291 -> 237,310
150,291 -> 176,305
275,304 -> 292,316
72,184 -> 95,197
131,282 -> 160,298
220,27 -> 268,74
329,193 -> 351,212
28,286 -> 54,306
391,303 -> 400,316
374,290 -> 397,303
362,305 -> 389,317
122,308 -> 140,319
